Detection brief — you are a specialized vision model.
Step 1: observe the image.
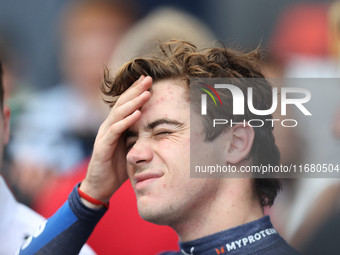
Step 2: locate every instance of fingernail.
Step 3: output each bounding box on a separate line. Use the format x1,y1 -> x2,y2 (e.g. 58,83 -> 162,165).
138,75 -> 145,82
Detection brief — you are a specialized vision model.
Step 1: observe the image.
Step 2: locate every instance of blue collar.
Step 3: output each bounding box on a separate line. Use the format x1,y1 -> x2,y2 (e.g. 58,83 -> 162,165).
179,216 -> 283,255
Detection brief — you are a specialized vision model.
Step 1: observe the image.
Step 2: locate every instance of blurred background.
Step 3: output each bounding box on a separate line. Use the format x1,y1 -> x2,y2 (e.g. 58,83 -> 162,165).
0,0 -> 340,254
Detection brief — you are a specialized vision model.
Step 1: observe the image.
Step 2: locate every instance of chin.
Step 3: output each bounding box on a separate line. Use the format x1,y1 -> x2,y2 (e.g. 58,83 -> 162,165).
139,211 -> 166,225
137,204 -> 175,226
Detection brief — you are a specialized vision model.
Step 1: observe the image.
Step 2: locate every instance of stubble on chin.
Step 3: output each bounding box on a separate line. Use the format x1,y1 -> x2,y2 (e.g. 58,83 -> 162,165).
137,200 -> 179,226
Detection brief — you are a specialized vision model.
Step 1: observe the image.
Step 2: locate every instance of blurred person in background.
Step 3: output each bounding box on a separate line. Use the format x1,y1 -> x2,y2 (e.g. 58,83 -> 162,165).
0,35 -> 51,205
329,0 -> 340,141
302,80 -> 340,255
0,59 -> 96,255
0,38 -> 19,102
7,0 -> 135,206
32,7 -> 215,254
267,2 -> 340,251
300,2 -> 340,254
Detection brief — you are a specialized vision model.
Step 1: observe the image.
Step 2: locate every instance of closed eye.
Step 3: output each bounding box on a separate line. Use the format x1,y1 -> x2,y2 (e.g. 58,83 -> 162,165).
126,142 -> 135,151
126,138 -> 137,152
155,131 -> 172,135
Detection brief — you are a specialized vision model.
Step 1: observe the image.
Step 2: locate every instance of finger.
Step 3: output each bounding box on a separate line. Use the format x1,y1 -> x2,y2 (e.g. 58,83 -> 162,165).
101,90 -> 151,133
95,110 -> 142,162
114,76 -> 153,108
130,75 -> 145,88
105,75 -> 150,122
108,91 -> 150,126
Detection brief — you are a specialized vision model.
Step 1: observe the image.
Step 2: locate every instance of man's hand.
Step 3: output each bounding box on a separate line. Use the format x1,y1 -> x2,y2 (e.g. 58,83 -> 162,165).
80,76 -> 152,205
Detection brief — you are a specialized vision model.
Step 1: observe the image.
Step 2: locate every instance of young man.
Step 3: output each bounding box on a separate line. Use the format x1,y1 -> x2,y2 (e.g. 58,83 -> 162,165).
18,40 -> 299,254
0,60 -> 95,254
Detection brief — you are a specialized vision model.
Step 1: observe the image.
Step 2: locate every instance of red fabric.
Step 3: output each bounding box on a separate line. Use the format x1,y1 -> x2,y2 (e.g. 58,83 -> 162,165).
33,158 -> 179,255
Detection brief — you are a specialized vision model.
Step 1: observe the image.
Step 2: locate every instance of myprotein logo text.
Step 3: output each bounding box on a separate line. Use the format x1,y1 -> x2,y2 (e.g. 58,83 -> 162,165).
214,227 -> 278,254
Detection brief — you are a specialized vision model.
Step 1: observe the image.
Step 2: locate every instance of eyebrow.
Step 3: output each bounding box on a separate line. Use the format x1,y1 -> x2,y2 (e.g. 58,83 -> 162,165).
125,118 -> 183,139
146,118 -> 182,130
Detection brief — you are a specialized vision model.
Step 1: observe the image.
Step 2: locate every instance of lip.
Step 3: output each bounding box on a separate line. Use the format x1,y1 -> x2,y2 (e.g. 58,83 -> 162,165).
134,172 -> 163,190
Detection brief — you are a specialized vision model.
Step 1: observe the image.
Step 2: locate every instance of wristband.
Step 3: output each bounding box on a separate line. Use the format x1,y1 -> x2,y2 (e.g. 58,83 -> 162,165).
78,187 -> 109,209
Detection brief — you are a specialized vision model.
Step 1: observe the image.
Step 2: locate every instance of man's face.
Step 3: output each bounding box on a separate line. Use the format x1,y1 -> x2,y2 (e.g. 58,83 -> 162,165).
125,80 -> 225,227
62,11 -> 131,94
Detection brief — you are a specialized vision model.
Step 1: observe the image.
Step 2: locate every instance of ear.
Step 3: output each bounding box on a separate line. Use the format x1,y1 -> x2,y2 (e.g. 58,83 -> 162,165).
2,105 -> 10,145
226,124 -> 254,165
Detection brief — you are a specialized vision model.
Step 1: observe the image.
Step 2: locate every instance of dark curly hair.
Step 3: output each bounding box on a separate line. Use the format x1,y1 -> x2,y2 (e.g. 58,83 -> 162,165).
102,40 -> 281,207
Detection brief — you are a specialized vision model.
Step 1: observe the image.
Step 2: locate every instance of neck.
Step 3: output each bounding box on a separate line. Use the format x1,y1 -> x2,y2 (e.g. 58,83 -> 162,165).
172,178 -> 264,242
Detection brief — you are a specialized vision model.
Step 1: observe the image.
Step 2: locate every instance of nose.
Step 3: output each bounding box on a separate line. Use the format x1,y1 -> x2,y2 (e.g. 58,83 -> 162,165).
126,139 -> 153,167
